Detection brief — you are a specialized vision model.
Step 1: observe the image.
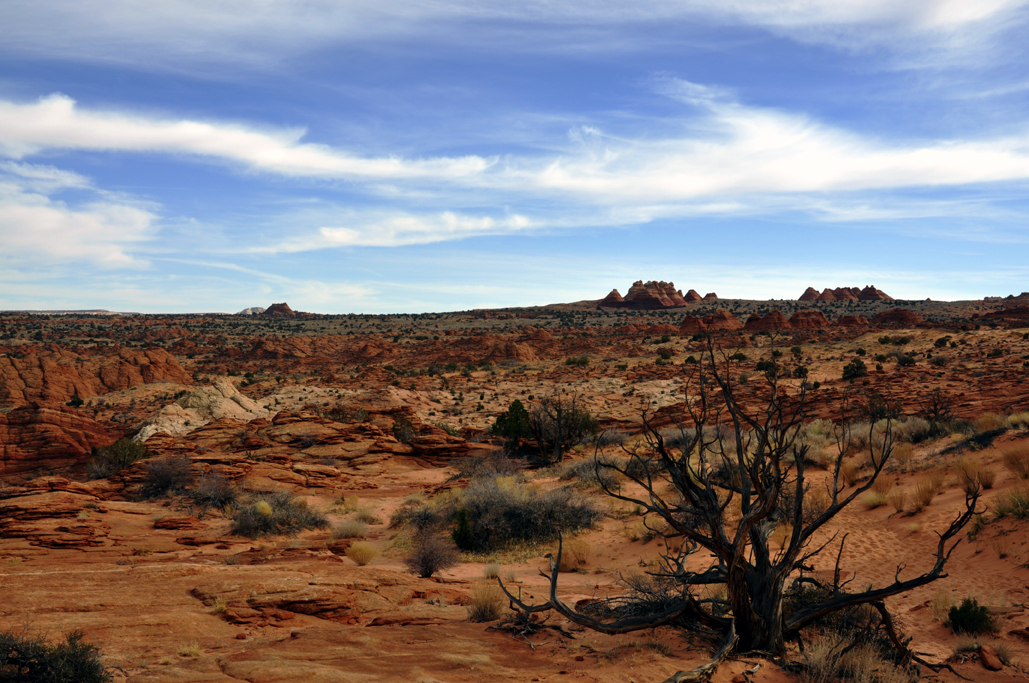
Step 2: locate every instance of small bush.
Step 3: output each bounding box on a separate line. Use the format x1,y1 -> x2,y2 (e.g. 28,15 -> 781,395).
558,456 -> 621,491
0,630 -> 111,683
190,473 -> 238,508
888,490 -> 907,513
1001,443 -> 1029,479
565,355 -> 590,368
403,532 -> 458,578
346,541 -> 378,566
842,359 -> 867,380
948,598 -> 994,635
140,455 -> 193,498
230,491 -> 329,538
332,519 -> 368,539
483,562 -> 501,579
467,582 -> 505,622
974,413 -> 1008,433
955,458 -> 988,495
86,438 -> 149,480
870,474 -> 893,496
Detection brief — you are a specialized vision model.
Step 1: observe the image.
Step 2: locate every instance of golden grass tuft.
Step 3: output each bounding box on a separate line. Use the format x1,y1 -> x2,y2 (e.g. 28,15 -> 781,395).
1001,443 -> 1029,479
345,541 -> 378,566
860,491 -> 887,510
910,479 -> 936,513
559,538 -> 592,572
209,597 -> 228,615
177,642 -> 202,658
891,442 -> 915,471
974,413 -> 1008,433
888,489 -> 907,513
870,474 -> 893,495
332,519 -> 368,539
467,582 -> 506,622
839,460 -> 859,487
483,562 -> 502,579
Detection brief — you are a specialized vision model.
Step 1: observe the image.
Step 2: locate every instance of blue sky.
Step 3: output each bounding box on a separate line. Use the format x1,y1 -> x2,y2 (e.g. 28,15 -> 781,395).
2,1 -> 1029,313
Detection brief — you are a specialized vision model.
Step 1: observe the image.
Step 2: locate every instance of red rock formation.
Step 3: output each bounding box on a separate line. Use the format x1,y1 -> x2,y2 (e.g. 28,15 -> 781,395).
703,310 -> 743,331
598,289 -> 625,307
798,287 -> 819,302
858,285 -> 893,301
599,281 -> 693,310
0,347 -> 192,408
261,302 -> 296,317
0,404 -> 119,481
703,292 -> 718,300
980,306 -> 1029,327
836,315 -> 869,327
678,315 -> 707,335
870,308 -> 921,326
743,310 -> 791,332
789,310 -> 829,329
833,287 -> 859,301
684,289 -> 703,303
816,289 -> 837,301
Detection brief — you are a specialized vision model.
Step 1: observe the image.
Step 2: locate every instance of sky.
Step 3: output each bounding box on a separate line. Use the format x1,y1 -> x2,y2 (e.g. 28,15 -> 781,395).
2,1 -> 1029,313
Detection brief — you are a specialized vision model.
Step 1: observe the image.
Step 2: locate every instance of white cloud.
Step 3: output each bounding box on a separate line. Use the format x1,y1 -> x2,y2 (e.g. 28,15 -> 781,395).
2,0 -> 1025,70
0,166 -> 155,267
0,94 -> 491,180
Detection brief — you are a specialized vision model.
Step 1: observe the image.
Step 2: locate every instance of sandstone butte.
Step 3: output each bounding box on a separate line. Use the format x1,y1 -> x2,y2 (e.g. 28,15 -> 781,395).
599,280 -> 705,310
800,285 -> 893,302
260,302 -> 297,317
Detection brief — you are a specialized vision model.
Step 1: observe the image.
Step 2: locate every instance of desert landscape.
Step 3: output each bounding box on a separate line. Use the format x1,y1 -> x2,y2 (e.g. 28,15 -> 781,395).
2,284 -> 1029,682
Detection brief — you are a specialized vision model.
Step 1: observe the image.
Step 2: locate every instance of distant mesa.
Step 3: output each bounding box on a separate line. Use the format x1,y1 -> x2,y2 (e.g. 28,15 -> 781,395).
599,281 -> 714,310
236,306 -> 266,316
799,286 -> 893,302
261,302 -> 297,317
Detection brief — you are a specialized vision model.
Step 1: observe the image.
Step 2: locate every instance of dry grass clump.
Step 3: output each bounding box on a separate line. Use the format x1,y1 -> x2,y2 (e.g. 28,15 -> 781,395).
955,458 -> 996,493
353,507 -> 382,524
559,538 -> 592,571
870,474 -> 893,495
888,489 -> 907,513
467,582 -> 505,622
839,460 -> 859,487
975,413 -> 1008,433
910,479 -> 937,513
995,485 -> 1029,520
930,590 -> 954,622
332,519 -> 368,539
860,491 -> 887,510
802,632 -> 910,683
1001,443 -> 1029,479
804,488 -> 832,522
345,541 -> 378,566
889,443 -> 915,471
177,642 -> 201,658
483,562 -> 502,579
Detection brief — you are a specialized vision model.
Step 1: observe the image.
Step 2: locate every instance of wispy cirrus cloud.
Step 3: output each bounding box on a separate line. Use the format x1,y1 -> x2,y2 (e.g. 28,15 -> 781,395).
3,0 -> 1026,68
0,94 -> 491,180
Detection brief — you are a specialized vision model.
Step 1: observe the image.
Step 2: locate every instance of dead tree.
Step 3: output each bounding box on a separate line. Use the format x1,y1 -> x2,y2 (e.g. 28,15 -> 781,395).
499,337 -> 980,680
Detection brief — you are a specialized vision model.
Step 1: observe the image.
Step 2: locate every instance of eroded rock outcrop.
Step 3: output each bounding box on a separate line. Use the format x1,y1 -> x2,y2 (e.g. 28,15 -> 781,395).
0,404 -> 118,481
598,281 -> 695,310
743,310 -> 791,332
0,347 -> 191,408
789,310 -> 830,329
870,308 -> 921,326
133,378 -> 270,442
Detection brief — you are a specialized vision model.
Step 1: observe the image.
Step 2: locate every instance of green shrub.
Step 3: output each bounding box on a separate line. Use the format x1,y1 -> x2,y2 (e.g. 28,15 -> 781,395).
230,491 -> 328,538
86,438 -> 150,480
0,630 -> 111,683
842,358 -> 867,380
492,400 -> 531,442
452,508 -> 475,551
565,355 -> 590,368
948,598 -> 994,635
